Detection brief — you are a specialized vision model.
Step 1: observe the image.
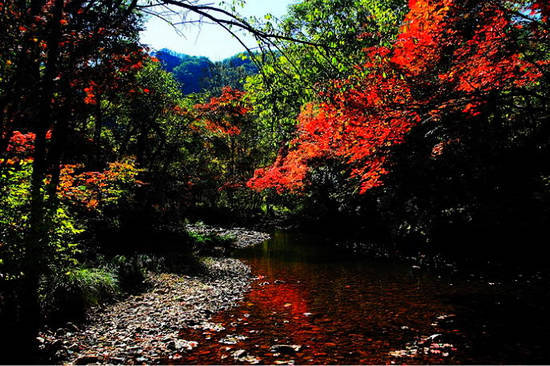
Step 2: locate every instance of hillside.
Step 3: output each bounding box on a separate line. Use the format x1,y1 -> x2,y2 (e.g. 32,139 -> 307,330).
153,48 -> 258,95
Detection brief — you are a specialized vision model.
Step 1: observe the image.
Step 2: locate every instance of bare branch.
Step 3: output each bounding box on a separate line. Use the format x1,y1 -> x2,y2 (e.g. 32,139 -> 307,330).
138,0 -> 327,48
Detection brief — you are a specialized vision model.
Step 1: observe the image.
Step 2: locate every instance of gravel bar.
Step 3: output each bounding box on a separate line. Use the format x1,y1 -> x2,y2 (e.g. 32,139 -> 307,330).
185,224 -> 271,248
39,257 -> 254,364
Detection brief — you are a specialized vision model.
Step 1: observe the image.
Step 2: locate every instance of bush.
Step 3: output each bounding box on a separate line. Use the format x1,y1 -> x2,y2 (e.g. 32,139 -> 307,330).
41,267 -> 120,324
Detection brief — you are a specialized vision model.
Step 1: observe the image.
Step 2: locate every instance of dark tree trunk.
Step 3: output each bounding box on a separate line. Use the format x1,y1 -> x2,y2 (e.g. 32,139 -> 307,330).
93,98 -> 103,168
19,0 -> 64,356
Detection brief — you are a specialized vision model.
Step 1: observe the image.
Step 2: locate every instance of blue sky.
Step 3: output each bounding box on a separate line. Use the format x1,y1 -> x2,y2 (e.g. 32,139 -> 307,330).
140,0 -> 298,61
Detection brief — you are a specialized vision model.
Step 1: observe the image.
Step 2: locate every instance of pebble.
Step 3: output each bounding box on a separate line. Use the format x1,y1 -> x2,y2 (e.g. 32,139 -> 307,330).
271,344 -> 302,353
39,257 -> 254,364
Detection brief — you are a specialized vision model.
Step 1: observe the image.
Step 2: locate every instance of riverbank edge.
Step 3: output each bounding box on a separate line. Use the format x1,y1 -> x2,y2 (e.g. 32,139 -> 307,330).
37,226 -> 270,364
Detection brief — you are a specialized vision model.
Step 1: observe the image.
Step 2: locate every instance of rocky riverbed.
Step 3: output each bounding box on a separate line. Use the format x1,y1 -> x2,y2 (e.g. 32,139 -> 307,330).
185,223 -> 271,249
39,258 -> 252,364
38,226 -> 270,365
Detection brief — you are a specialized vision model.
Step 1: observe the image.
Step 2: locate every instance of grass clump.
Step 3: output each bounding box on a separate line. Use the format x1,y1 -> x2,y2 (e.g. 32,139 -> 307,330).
188,231 -> 236,256
41,267 -> 120,324
67,268 -> 119,306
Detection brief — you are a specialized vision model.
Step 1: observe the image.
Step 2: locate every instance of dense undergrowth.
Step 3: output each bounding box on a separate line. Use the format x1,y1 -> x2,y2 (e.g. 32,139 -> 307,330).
36,228 -> 235,325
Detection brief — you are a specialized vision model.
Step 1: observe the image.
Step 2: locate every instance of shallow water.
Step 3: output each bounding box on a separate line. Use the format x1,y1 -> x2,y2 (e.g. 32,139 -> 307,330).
174,231 -> 550,364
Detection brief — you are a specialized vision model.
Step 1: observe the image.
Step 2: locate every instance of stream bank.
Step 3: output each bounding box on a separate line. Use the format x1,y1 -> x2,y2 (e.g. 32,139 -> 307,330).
38,226 -> 269,364
37,227 -> 550,364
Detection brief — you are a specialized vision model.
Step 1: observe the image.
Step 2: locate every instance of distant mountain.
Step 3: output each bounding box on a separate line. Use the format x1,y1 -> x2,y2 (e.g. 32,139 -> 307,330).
153,48 -> 258,95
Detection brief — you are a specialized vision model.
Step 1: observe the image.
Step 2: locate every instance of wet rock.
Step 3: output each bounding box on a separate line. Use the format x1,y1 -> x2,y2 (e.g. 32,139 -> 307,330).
274,360 -> 295,365
233,349 -> 247,358
232,349 -> 261,364
219,334 -> 247,345
174,340 -> 198,351
271,344 -> 302,354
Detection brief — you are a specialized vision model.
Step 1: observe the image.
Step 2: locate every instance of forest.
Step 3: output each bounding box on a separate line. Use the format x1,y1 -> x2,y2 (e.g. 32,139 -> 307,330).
1,0 -> 549,364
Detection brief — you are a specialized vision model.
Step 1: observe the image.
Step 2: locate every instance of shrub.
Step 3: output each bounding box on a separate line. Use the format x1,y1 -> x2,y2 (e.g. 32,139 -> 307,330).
41,267 -> 120,323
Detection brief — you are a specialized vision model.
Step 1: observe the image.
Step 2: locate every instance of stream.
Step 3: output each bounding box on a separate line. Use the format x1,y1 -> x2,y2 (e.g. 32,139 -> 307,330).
172,231 -> 550,364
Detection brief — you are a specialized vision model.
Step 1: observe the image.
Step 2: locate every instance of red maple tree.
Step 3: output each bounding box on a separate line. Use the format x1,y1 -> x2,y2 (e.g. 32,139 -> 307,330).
194,86 -> 251,136
248,0 -> 548,194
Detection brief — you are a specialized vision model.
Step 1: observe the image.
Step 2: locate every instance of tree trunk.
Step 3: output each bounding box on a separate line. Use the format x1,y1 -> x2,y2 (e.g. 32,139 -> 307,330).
93,98 -> 103,168
20,0 -> 64,356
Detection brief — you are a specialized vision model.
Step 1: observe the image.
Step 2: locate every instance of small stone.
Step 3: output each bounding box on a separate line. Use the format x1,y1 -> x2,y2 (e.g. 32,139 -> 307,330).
166,341 -> 176,350
271,344 -> 301,354
220,334 -> 247,345
175,340 -> 198,351
232,349 -> 247,359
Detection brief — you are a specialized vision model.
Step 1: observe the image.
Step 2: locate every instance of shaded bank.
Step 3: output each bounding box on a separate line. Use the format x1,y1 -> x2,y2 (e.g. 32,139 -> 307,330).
34,226 -> 270,364
38,258 -> 252,364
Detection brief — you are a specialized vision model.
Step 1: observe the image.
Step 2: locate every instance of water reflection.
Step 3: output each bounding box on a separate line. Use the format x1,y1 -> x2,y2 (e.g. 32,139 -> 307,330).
174,231 -> 550,364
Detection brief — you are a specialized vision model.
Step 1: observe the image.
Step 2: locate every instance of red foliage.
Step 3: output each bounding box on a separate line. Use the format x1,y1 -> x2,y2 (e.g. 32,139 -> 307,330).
248,0 -> 548,194
3,130 -> 52,156
57,161 -> 141,210
83,81 -> 98,105
2,131 -> 140,210
248,104 -> 336,194
194,87 -> 250,136
431,138 -> 460,158
6,131 -> 37,154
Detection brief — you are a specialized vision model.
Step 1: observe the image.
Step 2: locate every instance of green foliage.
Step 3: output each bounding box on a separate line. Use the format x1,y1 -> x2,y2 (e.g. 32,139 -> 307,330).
188,231 -> 235,247
0,161 -> 84,279
65,267 -> 119,305
0,161 -> 31,279
49,207 -> 84,265
243,0 -> 407,165
40,267 -> 120,322
154,49 -> 258,95
173,56 -> 214,95
206,53 -> 259,93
